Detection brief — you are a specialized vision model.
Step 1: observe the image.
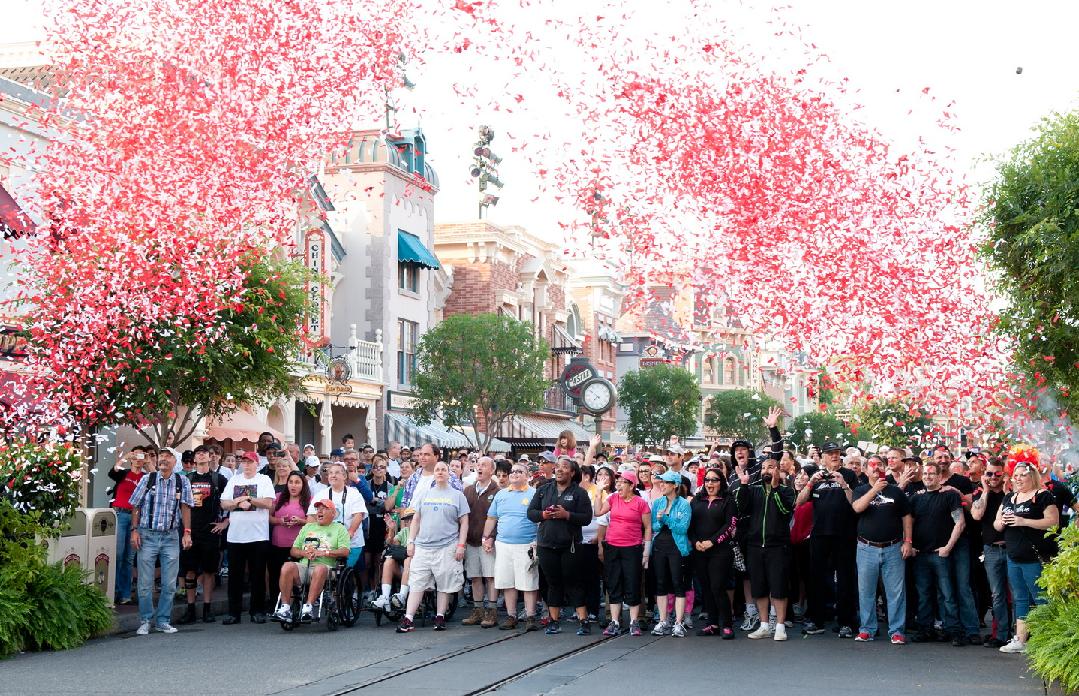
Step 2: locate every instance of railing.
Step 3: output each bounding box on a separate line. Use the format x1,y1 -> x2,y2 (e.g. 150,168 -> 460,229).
542,385 -> 578,414
294,325 -> 383,384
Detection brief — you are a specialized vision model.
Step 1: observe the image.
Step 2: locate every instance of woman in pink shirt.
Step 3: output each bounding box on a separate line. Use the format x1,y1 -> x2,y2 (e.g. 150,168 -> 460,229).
267,472 -> 311,606
595,470 -> 652,636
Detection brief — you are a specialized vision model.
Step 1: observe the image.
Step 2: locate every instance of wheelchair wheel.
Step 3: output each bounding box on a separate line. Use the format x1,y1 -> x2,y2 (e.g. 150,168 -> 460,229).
445,591 -> 459,621
336,566 -> 360,628
373,608 -> 383,627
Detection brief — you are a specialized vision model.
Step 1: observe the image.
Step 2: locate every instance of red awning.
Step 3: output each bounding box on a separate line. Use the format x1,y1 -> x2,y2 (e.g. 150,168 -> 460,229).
0,184 -> 33,238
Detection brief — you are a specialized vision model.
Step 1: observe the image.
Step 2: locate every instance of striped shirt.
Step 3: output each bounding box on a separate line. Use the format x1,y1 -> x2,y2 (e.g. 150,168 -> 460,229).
129,472 -> 194,532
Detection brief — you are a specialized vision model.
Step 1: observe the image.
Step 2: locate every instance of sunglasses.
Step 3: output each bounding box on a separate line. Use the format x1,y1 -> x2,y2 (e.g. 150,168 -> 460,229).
704,477 -> 722,483
985,471 -> 1004,477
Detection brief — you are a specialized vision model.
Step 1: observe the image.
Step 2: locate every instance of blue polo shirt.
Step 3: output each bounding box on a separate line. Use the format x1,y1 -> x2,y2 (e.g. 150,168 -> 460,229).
489,486 -> 538,544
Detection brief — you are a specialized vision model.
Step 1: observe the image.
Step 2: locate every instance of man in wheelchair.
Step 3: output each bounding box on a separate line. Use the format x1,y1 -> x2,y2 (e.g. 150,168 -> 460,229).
274,499 -> 351,622
371,508 -> 414,611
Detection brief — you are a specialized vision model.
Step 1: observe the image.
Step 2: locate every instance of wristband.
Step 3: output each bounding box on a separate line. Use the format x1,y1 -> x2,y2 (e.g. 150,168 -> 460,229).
183,528 -> 192,534
903,538 -> 912,543
456,543 -> 466,548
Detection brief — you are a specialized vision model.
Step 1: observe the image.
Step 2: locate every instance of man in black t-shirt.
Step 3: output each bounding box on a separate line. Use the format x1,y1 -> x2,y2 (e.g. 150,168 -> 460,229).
933,446 -> 980,642
796,441 -> 858,637
971,459 -> 1010,647
909,461 -> 965,644
178,446 -> 227,624
852,461 -> 912,643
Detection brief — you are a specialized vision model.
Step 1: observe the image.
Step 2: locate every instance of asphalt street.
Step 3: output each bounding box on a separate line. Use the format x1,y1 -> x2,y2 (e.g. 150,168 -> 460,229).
0,612 -> 1054,696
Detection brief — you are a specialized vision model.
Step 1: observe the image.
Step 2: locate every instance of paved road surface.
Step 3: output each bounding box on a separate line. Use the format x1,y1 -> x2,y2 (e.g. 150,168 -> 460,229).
2,613 -> 1051,695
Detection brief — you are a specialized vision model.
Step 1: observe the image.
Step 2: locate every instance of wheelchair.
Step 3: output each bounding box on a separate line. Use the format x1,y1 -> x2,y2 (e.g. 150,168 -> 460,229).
367,546 -> 458,627
273,558 -> 361,631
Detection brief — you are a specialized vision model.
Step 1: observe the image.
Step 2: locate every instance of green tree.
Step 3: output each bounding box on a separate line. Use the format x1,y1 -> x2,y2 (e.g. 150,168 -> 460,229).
855,398 -> 934,449
981,111 -> 1079,414
704,389 -> 780,443
410,313 -> 550,453
102,254 -> 314,447
619,363 -> 701,447
785,410 -> 857,451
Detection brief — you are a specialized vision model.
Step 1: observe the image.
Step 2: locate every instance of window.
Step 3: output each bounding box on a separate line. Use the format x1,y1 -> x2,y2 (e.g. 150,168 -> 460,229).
398,262 -> 419,292
723,357 -> 736,385
702,357 -> 714,384
397,320 -> 418,386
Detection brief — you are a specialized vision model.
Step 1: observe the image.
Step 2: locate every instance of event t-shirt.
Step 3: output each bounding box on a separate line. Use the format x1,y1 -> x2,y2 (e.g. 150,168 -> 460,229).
222,473 -> 276,543
976,489 -> 1006,546
1002,490 -> 1055,563
489,486 -> 538,544
413,485 -> 470,548
605,493 -> 651,547
309,487 -> 366,549
909,488 -> 962,552
886,473 -> 926,498
187,470 -> 226,541
292,522 -> 351,567
810,468 -> 858,536
853,483 -> 909,543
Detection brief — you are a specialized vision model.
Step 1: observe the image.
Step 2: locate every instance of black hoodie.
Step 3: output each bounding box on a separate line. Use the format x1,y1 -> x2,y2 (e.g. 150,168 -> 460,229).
527,480 -> 592,549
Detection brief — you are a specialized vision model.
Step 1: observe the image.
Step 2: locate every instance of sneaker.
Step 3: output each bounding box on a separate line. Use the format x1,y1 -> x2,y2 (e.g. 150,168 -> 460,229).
136,621 -> 150,636
651,620 -> 671,636
697,624 -> 720,636
983,637 -> 1007,648
603,621 -> 621,637
371,595 -> 389,611
890,633 -> 908,645
739,614 -> 760,632
586,613 -> 598,624
629,621 -> 642,637
390,593 -> 405,611
524,617 -> 539,632
396,617 -> 414,633
855,631 -> 873,642
544,621 -> 561,635
774,624 -> 788,641
154,623 -> 178,634
576,623 -> 591,636
274,604 -> 292,622
721,627 -> 735,640
802,621 -> 825,635
999,637 -> 1026,654
748,624 -> 774,639
682,615 -> 693,630
434,615 -> 447,631
951,634 -> 967,647
838,626 -> 854,639
672,622 -> 686,638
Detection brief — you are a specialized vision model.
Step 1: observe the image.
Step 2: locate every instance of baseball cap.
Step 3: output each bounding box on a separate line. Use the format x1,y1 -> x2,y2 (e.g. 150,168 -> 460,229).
538,451 -> 558,464
517,454 -> 531,462
666,444 -> 686,454
658,470 -> 683,484
304,455 -> 320,469
822,441 -> 843,453
330,448 -> 345,457
241,451 -> 259,463
314,499 -> 337,514
617,470 -> 639,486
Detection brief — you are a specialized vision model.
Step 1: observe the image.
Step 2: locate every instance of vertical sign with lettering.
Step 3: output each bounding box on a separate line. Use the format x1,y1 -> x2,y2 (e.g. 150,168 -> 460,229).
304,228 -> 330,348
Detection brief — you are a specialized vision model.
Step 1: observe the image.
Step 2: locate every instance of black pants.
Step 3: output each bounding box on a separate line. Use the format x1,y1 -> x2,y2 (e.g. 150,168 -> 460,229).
790,542 -> 811,607
266,544 -> 292,609
604,543 -> 643,606
694,547 -> 734,628
652,546 -> 687,597
578,543 -> 601,617
537,545 -> 583,610
808,535 -> 857,628
227,540 -> 269,618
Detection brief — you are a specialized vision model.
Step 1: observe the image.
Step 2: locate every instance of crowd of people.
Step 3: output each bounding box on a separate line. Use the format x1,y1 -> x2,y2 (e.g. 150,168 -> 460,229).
109,420 -> 1077,656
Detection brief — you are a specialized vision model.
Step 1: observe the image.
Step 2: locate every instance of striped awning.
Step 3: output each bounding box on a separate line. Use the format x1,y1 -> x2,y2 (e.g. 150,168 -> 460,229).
504,414 -> 592,443
384,412 -> 510,453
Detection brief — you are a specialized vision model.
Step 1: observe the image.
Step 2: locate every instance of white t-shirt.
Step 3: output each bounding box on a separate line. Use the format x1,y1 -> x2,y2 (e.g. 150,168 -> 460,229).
222,473 -> 275,543
309,486 -> 366,549
216,466 -> 234,481
387,458 -> 401,480
307,477 -> 327,497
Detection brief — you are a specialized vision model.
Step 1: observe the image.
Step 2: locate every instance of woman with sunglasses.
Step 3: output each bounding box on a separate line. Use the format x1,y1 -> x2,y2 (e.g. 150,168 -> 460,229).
992,461 -> 1059,654
650,470 -> 693,637
635,464 -> 655,498
595,470 -> 651,636
690,467 -> 738,638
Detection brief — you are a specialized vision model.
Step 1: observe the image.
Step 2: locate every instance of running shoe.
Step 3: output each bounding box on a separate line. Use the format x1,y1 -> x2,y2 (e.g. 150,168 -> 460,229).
999,637 -> 1026,654
274,604 -> 292,622
721,627 -> 735,640
603,621 -> 621,637
672,622 -> 686,638
371,595 -> 389,611
396,617 -> 414,633
576,623 -> 591,636
802,621 -> 825,635
838,626 -> 854,639
434,614 -> 447,631
629,621 -> 642,637
545,621 -> 562,635
855,631 -> 873,642
773,624 -> 788,641
651,620 -> 671,636
739,614 -> 759,632
696,624 -> 719,637
300,603 -> 314,622
890,633 -> 908,645
748,623 -> 774,639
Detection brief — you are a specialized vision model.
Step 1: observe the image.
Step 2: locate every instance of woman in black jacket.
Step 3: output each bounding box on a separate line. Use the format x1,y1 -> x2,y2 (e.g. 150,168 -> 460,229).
527,457 -> 594,636
690,466 -> 738,638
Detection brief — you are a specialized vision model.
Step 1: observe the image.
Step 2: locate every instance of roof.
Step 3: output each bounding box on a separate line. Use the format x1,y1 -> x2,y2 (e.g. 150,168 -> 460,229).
384,412 -> 510,452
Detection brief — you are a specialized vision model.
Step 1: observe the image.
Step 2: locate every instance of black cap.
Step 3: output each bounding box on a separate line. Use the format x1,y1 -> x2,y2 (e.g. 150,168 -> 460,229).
730,440 -> 752,451
821,441 -> 843,453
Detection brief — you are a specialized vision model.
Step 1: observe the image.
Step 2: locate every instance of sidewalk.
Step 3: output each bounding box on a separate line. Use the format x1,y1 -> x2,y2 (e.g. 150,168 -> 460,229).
108,586 -> 238,635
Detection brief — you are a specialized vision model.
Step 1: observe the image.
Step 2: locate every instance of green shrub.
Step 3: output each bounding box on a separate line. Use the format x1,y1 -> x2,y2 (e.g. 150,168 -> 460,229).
0,586 -> 30,657
1027,600 -> 1079,693
22,562 -> 112,652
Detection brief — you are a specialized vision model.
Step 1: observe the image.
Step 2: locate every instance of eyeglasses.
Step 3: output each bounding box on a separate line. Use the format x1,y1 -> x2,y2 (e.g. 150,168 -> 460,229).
373,465 -> 386,470
511,469 -> 527,475
704,477 -> 722,483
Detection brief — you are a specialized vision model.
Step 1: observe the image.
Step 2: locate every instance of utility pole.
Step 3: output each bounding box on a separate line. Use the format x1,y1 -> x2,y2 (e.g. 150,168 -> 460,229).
470,125 -> 504,218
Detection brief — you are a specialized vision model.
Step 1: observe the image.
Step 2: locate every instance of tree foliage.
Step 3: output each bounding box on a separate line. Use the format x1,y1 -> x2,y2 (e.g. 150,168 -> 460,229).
981,111 -> 1079,414
704,389 -> 780,443
785,410 -> 857,451
854,398 -> 934,449
619,363 -> 701,447
410,313 -> 550,453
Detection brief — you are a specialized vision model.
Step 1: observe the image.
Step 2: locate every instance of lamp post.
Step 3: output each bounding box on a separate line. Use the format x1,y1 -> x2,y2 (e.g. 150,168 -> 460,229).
470,125 -> 504,218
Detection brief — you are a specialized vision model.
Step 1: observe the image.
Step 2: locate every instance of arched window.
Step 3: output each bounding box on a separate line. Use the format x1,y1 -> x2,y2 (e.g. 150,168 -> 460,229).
723,357 -> 736,385
567,303 -> 584,340
702,357 -> 714,384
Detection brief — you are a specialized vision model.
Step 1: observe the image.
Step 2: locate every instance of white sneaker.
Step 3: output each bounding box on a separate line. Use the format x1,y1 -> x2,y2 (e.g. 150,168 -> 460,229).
748,624 -> 775,639
390,592 -> 406,610
999,637 -> 1026,654
740,613 -> 760,631
136,621 -> 150,636
672,622 -> 687,638
371,595 -> 389,611
275,604 -> 292,621
154,623 -> 178,634
651,620 -> 671,636
774,624 -> 788,641
301,603 -> 314,621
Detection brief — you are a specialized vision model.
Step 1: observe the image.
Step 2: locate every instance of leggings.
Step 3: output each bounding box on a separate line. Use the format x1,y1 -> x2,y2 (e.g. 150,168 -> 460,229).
604,543 -> 643,606
537,545 -> 583,609
652,545 -> 687,597
695,547 -> 734,628
578,544 -> 602,617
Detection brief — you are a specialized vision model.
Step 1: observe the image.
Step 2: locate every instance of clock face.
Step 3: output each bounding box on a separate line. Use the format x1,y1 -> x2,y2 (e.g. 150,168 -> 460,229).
582,380 -> 612,412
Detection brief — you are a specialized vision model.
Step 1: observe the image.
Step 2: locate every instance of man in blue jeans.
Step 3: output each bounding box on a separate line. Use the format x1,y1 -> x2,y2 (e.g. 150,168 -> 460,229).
851,460 -> 913,644
971,459 -> 1010,647
908,461 -> 966,645
128,449 -> 194,636
107,446 -> 151,604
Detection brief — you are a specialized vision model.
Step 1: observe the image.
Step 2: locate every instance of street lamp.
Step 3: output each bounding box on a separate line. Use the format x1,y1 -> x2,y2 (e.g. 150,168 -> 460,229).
470,125 -> 504,218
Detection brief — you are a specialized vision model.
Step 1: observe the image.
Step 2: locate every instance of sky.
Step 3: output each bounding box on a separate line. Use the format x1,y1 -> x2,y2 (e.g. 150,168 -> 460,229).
3,0 -> 1079,231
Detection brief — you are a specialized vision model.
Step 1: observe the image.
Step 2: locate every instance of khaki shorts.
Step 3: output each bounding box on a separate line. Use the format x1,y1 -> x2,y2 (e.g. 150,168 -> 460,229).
464,543 -> 496,578
409,543 -> 465,594
493,541 -> 539,591
296,561 -> 330,585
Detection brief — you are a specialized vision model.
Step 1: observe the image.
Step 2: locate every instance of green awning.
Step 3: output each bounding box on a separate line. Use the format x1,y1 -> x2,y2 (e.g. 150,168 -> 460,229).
397,230 -> 441,270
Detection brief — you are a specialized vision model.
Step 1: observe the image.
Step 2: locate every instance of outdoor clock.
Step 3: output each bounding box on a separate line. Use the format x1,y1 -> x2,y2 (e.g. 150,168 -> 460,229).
580,377 -> 615,415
